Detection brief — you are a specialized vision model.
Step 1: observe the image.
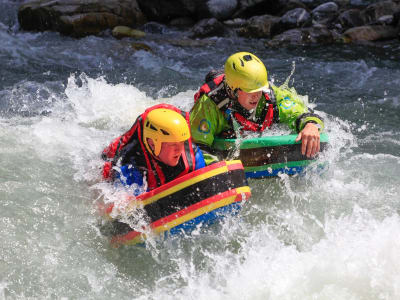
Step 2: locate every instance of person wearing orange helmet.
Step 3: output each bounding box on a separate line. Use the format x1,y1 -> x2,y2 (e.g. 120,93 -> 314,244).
101,104 -> 216,194
190,52 -> 324,158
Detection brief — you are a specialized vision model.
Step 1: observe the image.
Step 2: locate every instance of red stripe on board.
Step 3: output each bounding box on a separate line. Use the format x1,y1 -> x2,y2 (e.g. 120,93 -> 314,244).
151,188 -> 246,228
227,162 -> 244,171
110,229 -> 141,245
112,187 -> 250,245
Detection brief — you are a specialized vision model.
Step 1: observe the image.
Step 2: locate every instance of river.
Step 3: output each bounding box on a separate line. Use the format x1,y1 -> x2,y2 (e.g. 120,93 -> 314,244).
1,1 -> 400,299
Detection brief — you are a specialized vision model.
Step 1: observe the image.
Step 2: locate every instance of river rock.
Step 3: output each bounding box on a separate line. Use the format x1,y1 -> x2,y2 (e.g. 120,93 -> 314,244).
236,14 -> 280,38
136,0 -> 191,23
224,18 -> 247,28
137,0 -> 237,22
394,10 -> 400,27
131,42 -> 152,52
197,0 -> 238,20
312,2 -> 339,25
233,0 -> 288,18
169,17 -> 195,28
361,1 -> 400,24
280,0 -> 309,14
338,9 -> 365,29
278,8 -> 311,33
189,18 -> 227,38
349,0 -> 374,7
299,0 -> 339,9
375,15 -> 394,26
266,25 -> 334,46
342,25 -> 398,42
112,26 -> 145,39
18,0 -> 146,37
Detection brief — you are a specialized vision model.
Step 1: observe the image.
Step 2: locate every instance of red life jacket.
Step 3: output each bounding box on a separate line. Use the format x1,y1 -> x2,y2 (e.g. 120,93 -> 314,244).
101,104 -> 196,191
194,74 -> 225,103
194,73 -> 275,132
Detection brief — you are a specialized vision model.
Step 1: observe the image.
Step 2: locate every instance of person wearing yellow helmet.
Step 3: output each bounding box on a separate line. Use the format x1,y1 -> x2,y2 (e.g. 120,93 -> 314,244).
190,51 -> 325,158
142,108 -> 190,167
101,104 -> 216,194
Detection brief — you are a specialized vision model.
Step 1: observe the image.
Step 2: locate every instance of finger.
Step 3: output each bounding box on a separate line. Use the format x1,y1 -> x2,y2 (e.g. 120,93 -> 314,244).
306,137 -> 313,157
295,132 -> 302,142
311,139 -> 318,157
302,136 -> 308,156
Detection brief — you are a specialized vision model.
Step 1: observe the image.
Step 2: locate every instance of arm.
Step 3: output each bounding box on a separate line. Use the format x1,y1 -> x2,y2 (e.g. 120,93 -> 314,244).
194,143 -> 219,167
114,164 -> 146,196
271,85 -> 324,157
189,94 -> 230,148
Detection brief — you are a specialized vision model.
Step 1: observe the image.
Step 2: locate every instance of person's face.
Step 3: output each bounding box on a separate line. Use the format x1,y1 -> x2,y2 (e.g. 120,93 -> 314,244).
149,139 -> 185,166
237,90 -> 262,110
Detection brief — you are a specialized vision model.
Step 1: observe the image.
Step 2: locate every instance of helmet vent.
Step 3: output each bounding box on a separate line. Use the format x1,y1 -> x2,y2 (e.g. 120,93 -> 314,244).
232,62 -> 236,70
160,129 -> 170,135
149,124 -> 157,131
239,58 -> 244,66
243,55 -> 252,61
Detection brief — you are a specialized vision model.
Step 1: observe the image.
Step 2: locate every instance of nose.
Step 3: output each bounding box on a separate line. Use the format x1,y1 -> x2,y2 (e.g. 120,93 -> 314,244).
174,143 -> 184,153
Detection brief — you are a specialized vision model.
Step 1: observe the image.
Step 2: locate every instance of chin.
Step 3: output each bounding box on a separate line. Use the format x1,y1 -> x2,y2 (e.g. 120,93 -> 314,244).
166,159 -> 179,167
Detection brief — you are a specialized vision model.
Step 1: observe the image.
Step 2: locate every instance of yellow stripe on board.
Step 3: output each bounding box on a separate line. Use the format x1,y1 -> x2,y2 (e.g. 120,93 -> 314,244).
124,185 -> 250,245
126,165 -> 235,212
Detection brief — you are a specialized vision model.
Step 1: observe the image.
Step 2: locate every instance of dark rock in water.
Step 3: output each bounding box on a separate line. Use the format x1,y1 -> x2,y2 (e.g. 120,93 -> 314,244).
312,2 -> 339,25
137,0 -> 236,22
236,14 -> 281,38
189,18 -> 227,38
131,42 -> 152,52
187,0 -> 238,20
18,0 -> 146,37
136,0 -> 190,23
233,0 -> 288,19
169,17 -> 195,28
279,0 -> 309,15
375,15 -> 394,26
139,21 -> 168,34
278,8 -> 311,32
349,0 -> 376,8
299,0 -> 339,9
361,1 -> 400,24
223,18 -> 247,28
342,25 -> 398,42
194,0 -> 238,20
394,10 -> 400,27
338,9 -> 365,29
266,25 -> 334,46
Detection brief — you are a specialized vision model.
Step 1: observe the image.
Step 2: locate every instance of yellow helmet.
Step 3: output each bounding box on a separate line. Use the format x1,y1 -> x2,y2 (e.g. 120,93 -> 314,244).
143,108 -> 190,156
224,52 -> 269,93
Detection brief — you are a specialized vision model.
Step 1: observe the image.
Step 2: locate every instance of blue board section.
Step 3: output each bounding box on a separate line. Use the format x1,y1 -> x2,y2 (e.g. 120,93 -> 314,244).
245,166 -> 305,178
168,202 -> 243,236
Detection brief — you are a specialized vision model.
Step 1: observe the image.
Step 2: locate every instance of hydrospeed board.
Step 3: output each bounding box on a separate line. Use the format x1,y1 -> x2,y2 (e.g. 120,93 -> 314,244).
212,133 -> 329,178
100,160 -> 251,246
